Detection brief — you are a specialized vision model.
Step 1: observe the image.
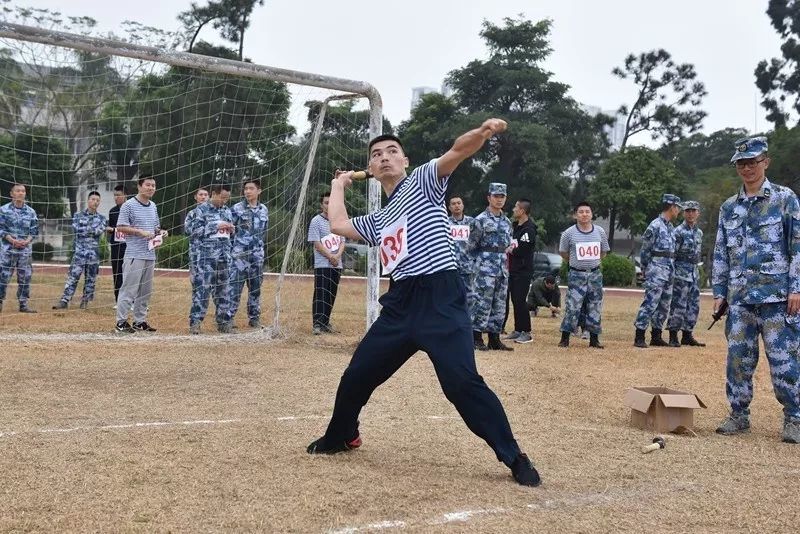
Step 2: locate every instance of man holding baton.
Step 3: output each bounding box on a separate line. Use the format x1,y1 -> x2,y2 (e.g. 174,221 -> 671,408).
712,136 -> 800,443
306,119 -> 541,487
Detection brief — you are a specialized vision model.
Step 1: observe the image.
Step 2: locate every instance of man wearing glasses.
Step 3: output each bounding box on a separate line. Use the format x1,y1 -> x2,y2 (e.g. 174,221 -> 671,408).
712,136 -> 800,444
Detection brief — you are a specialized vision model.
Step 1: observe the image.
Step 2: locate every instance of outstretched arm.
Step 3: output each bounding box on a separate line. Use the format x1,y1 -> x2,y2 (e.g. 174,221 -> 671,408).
437,118 -> 507,178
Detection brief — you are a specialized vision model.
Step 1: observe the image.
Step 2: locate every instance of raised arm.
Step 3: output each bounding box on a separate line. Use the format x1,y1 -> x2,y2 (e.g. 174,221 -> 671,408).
437,118 -> 507,178
328,172 -> 363,242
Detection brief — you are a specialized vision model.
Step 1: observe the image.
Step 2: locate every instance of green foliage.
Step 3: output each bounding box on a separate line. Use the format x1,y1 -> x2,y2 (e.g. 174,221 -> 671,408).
398,16 -> 610,244
155,235 -> 189,269
756,0 -> 800,127
766,125 -> 800,193
600,254 -> 636,287
266,246 -> 310,274
683,166 -> 740,266
613,49 -> 707,150
661,127 -> 749,178
32,241 -> 54,261
589,147 -> 685,247
0,127 -> 69,218
559,260 -> 568,281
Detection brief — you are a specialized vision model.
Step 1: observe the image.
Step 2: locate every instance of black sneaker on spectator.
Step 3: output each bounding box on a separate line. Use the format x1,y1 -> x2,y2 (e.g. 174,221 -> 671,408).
19,305 -> 37,313
320,324 -> 340,334
52,300 -> 68,310
132,321 -> 157,332
115,321 -> 136,334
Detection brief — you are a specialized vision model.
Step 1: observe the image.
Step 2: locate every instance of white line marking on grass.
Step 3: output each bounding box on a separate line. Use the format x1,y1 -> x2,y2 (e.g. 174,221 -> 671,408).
277,415 -> 326,421
328,520 -> 407,534
326,482 -> 697,533
2,418 -> 243,439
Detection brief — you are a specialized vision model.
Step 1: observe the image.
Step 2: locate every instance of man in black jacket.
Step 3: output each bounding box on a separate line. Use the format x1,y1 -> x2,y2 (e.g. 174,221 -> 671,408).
505,198 -> 537,343
106,185 -> 128,304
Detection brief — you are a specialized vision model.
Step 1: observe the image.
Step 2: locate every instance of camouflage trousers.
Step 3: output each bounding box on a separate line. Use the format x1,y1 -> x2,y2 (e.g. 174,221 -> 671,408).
60,262 -> 99,303
725,302 -> 800,421
0,253 -> 32,305
561,268 -> 603,335
228,252 -> 264,322
666,278 -> 700,331
471,272 -> 508,334
459,271 -> 473,311
634,265 -> 673,330
189,256 -> 230,327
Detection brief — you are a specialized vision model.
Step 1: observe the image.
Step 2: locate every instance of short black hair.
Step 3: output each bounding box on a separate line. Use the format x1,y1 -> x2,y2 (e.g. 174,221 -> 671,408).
574,201 -> 592,213
210,183 -> 231,194
319,191 -> 331,202
516,198 -> 532,215
138,173 -> 155,185
243,177 -> 261,189
195,186 -> 209,194
113,184 -> 126,193
10,182 -> 26,191
88,190 -> 100,199
368,134 -> 405,155
544,275 -> 556,285
448,195 -> 463,204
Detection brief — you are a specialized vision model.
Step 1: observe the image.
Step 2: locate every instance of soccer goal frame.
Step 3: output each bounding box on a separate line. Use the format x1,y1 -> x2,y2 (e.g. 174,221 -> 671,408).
0,21 -> 383,331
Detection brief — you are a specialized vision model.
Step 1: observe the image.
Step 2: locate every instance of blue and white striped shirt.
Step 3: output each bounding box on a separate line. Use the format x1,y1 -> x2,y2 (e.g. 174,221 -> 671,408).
351,159 -> 456,281
118,197 -> 160,261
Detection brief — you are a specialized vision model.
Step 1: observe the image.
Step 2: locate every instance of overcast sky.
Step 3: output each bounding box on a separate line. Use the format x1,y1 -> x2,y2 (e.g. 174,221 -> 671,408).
16,0 -> 784,141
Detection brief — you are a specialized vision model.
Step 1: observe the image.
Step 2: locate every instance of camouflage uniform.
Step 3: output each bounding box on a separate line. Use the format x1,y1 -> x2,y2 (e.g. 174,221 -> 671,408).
59,209 -> 108,304
185,201 -> 234,328
449,214 -> 475,296
227,200 -> 269,324
0,202 -> 39,310
634,212 -> 677,331
468,207 -> 512,334
667,217 -> 703,332
713,177 -> 800,423
184,205 -> 203,275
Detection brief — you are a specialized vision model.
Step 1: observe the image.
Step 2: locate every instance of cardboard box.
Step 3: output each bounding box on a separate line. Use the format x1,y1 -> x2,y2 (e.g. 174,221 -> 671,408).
623,386 -> 707,433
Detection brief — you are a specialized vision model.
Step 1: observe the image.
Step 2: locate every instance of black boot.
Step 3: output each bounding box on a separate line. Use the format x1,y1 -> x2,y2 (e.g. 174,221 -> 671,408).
589,333 -> 604,349
473,331 -> 488,351
634,328 -> 647,348
668,330 -> 681,347
650,329 -> 669,347
487,333 -> 513,351
681,330 -> 706,347
558,330 -> 570,347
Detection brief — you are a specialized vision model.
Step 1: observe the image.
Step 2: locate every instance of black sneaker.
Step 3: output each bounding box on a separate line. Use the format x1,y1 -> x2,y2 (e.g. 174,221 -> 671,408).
132,321 -> 157,332
52,300 -> 68,310
115,321 -> 136,334
510,453 -> 541,487
19,306 -> 37,313
306,434 -> 362,455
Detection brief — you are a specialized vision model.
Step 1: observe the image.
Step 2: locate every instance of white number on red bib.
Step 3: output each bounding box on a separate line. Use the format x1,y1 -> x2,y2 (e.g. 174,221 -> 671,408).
450,224 -> 470,242
321,232 -> 342,253
575,241 -> 601,261
114,228 -> 126,243
379,215 -> 409,275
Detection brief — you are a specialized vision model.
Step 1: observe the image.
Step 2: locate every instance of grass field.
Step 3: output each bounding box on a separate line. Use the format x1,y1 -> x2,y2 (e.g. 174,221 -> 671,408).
1,272 -> 798,532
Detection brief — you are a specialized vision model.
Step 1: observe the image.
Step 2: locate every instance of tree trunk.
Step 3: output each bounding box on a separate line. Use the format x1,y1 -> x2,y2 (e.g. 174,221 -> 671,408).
608,207 -> 617,252
67,183 -> 78,217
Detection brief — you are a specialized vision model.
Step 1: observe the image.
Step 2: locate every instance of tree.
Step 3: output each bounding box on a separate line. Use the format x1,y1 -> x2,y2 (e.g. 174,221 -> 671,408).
765,124 -> 800,193
0,127 -> 70,218
756,0 -> 800,127
613,49 -> 707,151
660,127 -> 749,177
179,0 -> 266,60
590,147 -> 685,250
398,17 -> 610,243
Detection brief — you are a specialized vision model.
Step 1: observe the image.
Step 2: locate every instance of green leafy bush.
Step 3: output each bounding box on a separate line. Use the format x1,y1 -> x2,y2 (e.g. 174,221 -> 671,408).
156,235 -> 189,269
600,253 -> 635,287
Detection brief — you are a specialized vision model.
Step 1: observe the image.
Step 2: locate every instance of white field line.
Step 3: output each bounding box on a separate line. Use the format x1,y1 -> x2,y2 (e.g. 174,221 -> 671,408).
327,482 -> 698,533
0,414 -> 463,439
0,328 -> 283,344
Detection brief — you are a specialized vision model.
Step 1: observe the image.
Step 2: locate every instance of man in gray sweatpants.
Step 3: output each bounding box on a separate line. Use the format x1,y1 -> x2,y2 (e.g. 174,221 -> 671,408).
114,174 -> 168,333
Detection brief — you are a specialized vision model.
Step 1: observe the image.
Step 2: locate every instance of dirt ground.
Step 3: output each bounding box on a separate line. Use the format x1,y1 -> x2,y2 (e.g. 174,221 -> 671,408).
0,274 -> 798,533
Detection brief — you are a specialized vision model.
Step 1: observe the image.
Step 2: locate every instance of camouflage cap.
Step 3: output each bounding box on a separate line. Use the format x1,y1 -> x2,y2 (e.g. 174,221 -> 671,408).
662,193 -> 682,207
681,200 -> 700,210
731,136 -> 768,163
488,182 -> 507,195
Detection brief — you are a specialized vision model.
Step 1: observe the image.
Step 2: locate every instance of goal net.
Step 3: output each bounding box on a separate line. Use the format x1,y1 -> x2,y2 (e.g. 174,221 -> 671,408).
0,21 -> 382,338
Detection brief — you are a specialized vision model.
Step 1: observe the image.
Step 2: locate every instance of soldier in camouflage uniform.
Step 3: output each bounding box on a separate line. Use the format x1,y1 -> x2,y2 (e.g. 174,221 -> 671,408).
448,195 -> 474,295
633,194 -> 682,348
54,191 -> 109,309
227,177 -> 269,328
467,182 -> 513,351
0,183 -> 39,313
712,136 -> 800,444
184,187 -> 209,276
186,184 -> 234,334
666,200 -> 705,347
